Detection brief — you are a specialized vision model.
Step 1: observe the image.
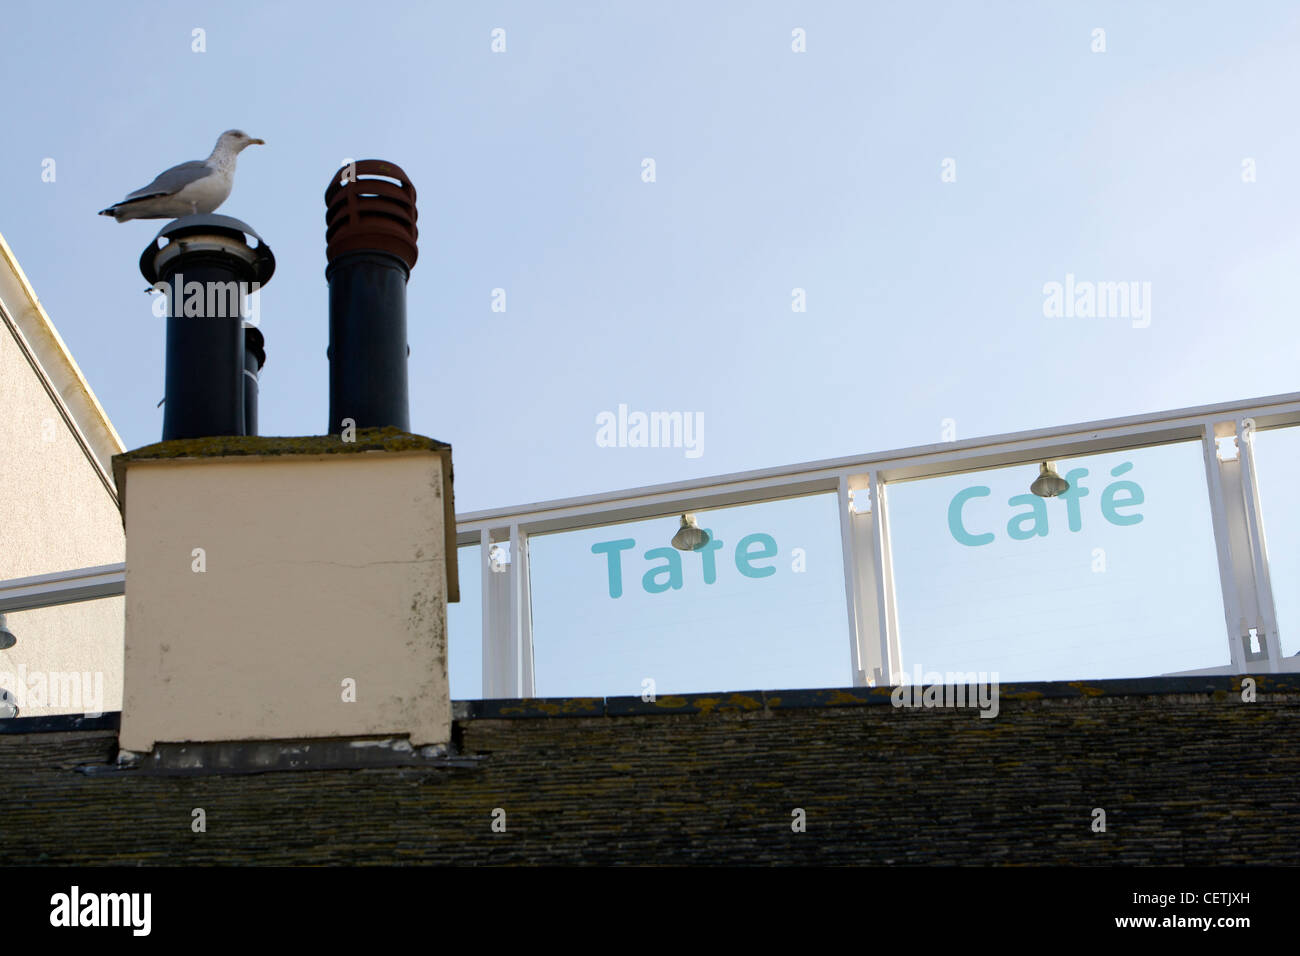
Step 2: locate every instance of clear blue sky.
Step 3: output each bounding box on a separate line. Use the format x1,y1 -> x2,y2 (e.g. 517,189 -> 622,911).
4,1 -> 1298,696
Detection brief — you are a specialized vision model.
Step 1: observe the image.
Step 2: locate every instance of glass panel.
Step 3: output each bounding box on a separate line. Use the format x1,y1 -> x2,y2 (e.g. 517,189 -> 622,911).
886,441 -> 1227,682
0,596 -> 124,718
1250,425 -> 1300,659
446,544 -> 483,700
527,493 -> 849,697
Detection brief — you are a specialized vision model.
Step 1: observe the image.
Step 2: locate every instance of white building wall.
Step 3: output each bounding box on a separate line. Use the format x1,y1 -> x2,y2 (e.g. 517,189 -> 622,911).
0,236 -> 125,717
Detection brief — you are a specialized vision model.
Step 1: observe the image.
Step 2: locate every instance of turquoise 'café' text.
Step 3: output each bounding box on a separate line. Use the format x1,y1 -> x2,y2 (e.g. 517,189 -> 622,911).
948,463 -> 1144,546
592,531 -> 777,598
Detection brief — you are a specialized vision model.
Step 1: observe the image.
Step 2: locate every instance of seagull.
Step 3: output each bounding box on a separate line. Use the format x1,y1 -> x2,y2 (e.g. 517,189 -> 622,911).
98,130 -> 265,222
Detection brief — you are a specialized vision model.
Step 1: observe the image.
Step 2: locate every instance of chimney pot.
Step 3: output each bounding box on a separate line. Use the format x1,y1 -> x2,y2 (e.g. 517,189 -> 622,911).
139,214 -> 275,441
324,161 -> 419,433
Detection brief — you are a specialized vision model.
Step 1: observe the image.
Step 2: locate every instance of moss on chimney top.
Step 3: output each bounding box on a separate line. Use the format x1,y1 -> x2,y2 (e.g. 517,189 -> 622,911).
115,427 -> 449,465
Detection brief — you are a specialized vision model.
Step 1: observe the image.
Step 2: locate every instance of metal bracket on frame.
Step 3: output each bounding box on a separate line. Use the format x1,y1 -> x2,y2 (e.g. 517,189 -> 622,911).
838,472 -> 902,687
1202,418 -> 1283,672
480,524 -> 535,697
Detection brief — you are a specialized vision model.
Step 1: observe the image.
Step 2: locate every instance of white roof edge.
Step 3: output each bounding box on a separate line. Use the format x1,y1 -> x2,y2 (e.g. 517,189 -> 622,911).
0,230 -> 125,495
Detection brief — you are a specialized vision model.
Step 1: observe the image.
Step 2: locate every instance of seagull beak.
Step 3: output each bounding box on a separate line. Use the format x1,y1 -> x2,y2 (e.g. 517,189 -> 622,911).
249,138 -> 265,146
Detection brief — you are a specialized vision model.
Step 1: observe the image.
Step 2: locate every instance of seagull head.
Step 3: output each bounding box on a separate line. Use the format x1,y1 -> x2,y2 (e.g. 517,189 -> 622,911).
215,129 -> 266,154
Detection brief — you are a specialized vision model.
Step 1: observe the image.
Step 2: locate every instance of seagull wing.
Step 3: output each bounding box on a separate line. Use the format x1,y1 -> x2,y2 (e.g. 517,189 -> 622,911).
122,160 -> 213,201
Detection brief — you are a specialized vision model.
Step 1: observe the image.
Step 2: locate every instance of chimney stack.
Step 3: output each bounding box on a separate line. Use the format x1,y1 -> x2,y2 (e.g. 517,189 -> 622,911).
140,215 -> 275,441
116,166 -> 457,760
324,161 -> 418,433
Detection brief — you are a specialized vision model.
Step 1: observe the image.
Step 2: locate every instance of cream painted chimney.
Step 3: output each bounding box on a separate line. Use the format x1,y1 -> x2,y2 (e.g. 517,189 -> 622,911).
113,429 -> 458,753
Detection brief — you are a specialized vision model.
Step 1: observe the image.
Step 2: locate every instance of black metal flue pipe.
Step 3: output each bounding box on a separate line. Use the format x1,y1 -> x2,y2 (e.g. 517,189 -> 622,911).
326,252 -> 410,431
140,215 -> 275,441
242,323 -> 266,436
324,161 -> 419,433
